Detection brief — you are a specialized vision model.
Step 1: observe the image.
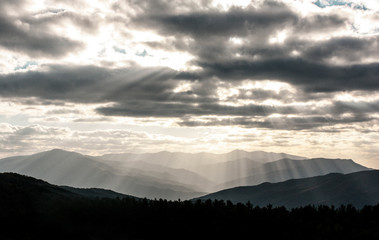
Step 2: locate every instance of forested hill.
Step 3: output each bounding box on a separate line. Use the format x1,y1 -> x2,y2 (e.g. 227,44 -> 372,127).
1,173 -> 379,239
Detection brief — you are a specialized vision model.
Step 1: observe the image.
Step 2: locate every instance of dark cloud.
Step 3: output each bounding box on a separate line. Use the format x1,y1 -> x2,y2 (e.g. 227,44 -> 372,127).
237,36 -> 379,63
302,37 -> 379,62
295,14 -> 347,33
97,102 -> 297,118
140,6 -> 296,39
0,0 -> 27,10
132,0 -> 347,39
0,15 -> 83,57
133,3 -> 298,65
118,0 -> 212,16
0,65 -> 178,102
329,100 -> 379,115
178,114 -> 373,130
199,59 -> 379,92
132,1 -> 348,59
1,64 -> 378,128
73,117 -> 111,122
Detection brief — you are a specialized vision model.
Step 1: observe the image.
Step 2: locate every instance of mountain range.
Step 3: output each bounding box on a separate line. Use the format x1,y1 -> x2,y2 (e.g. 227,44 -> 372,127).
198,170 -> 379,208
3,172 -> 379,240
216,157 -> 369,190
0,149 -> 206,200
0,149 -> 371,200
1,170 -> 379,209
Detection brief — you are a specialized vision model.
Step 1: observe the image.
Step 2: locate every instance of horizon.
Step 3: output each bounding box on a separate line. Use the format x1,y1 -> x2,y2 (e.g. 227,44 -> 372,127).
0,0 -> 378,168
2,147 -> 304,157
4,147 -> 372,167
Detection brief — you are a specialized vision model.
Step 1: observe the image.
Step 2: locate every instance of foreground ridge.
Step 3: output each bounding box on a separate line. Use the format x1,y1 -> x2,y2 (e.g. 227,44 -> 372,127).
197,170 -> 379,208
1,172 -> 379,239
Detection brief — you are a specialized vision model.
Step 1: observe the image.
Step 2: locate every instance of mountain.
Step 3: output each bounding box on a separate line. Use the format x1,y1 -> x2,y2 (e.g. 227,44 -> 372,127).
100,149 -> 305,184
0,149 -> 205,200
3,172 -> 379,240
0,149 -> 370,200
100,149 -> 304,170
0,172 -> 135,201
196,158 -> 264,183
216,157 -> 370,190
197,170 -> 379,208
60,186 -> 135,199
221,149 -> 305,162
97,159 -> 215,192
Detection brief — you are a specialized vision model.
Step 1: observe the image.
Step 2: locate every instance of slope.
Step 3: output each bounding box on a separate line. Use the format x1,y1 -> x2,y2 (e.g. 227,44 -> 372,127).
100,149 -> 305,183
0,172 -> 135,201
217,157 -> 370,190
198,170 -> 379,208
0,149 -> 205,200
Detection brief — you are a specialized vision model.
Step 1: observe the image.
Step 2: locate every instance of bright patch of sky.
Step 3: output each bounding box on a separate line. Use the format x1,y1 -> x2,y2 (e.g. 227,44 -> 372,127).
313,0 -> 368,10
14,61 -> 38,71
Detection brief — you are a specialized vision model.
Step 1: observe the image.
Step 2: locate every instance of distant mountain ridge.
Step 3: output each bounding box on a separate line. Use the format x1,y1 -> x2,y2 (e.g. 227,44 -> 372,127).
0,149 -> 371,200
197,170 -> 379,208
216,157 -> 369,190
0,149 -> 206,200
100,149 -> 304,168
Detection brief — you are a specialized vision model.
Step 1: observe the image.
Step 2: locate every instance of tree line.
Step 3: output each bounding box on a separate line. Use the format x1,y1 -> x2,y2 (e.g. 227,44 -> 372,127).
1,194 -> 379,240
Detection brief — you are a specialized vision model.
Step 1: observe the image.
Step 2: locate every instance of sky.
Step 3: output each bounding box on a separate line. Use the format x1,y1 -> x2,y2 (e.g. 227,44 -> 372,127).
0,0 -> 378,168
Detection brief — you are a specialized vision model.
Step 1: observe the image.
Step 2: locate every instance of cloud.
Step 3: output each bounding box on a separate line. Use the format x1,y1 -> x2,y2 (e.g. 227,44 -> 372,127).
238,36 -> 379,64
294,13 -> 347,33
199,59 -> 379,92
0,124 -> 68,153
45,109 -> 82,115
124,0 -> 378,95
138,5 -> 297,39
23,9 -> 100,34
0,63 -> 378,130
302,37 -> 379,63
0,15 -> 83,57
330,100 -> 379,115
0,123 -> 200,157
0,65 -> 178,102
178,114 -> 373,130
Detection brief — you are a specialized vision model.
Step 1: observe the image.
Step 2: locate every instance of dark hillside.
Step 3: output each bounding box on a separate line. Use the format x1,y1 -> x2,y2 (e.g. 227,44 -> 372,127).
1,173 -> 379,239
199,170 -> 379,208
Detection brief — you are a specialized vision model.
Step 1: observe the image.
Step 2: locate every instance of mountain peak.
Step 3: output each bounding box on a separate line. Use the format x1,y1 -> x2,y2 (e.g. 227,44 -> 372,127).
49,148 -> 69,153
43,149 -> 82,156
229,149 -> 248,154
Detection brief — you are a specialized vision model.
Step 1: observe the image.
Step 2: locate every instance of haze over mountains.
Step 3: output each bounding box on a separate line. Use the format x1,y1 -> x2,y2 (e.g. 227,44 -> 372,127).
217,158 -> 369,190
100,150 -> 305,185
0,149 -> 370,200
0,149 -> 206,200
